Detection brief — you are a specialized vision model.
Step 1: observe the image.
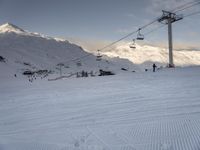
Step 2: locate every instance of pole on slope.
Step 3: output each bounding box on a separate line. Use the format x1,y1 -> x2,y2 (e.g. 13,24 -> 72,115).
158,10 -> 183,67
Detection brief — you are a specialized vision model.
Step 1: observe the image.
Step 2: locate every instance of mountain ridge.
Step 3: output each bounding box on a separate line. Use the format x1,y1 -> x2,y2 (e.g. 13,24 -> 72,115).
0,23 -> 26,33
0,22 -> 200,80
0,23 -> 137,80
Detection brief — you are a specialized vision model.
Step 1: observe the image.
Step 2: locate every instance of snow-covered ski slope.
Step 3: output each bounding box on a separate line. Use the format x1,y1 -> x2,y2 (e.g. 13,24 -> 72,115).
1,67 -> 200,150
0,23 -> 137,74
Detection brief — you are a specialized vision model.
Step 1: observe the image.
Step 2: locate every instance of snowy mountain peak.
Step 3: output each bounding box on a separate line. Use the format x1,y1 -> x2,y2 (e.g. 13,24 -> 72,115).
0,23 -> 26,33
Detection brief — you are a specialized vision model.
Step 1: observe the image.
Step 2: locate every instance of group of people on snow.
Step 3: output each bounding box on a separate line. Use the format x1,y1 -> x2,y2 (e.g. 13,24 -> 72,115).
145,64 -> 158,72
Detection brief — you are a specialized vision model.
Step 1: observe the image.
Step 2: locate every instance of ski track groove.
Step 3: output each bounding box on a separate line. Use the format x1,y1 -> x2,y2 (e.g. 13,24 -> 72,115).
1,68 -> 200,149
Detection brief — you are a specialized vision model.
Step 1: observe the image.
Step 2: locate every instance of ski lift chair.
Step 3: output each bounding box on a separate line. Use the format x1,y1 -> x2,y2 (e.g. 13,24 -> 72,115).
136,28 -> 144,40
96,55 -> 102,61
129,39 -> 136,49
96,50 -> 102,61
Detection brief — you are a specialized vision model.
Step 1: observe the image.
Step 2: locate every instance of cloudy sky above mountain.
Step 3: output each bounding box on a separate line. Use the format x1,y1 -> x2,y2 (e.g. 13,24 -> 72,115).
0,0 -> 199,50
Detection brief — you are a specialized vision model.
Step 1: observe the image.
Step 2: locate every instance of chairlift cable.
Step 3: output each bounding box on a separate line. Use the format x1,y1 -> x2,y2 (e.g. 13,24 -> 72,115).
99,19 -> 158,51
144,24 -> 166,36
62,53 -> 93,65
173,1 -> 200,13
183,10 -> 200,17
93,0 -> 200,52
53,1 -> 200,67
170,0 -> 200,12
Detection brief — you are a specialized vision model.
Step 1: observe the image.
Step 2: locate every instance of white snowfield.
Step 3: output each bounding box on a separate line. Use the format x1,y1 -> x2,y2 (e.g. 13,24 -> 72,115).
1,22 -> 200,150
0,66 -> 200,150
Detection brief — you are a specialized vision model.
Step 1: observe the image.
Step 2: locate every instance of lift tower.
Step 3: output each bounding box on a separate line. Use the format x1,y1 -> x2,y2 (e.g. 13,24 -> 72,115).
158,10 -> 183,67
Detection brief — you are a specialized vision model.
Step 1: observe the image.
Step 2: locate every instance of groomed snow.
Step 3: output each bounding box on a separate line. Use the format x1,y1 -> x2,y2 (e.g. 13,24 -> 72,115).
0,67 -> 200,150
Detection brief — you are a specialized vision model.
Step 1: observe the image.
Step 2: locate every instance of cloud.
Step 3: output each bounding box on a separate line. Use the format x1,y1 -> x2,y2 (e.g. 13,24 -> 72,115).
115,18 -> 156,35
116,26 -> 138,34
146,0 -> 198,15
145,40 -> 200,51
187,31 -> 199,37
67,37 -> 111,53
67,37 -> 200,53
124,13 -> 137,18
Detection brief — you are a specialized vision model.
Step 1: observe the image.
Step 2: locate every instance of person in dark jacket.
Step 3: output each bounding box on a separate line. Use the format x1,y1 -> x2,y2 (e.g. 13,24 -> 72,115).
153,64 -> 157,72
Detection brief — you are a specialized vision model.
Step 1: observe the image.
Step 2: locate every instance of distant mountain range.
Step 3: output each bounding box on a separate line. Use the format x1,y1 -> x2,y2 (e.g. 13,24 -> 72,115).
0,23 -> 200,79
101,43 -> 200,67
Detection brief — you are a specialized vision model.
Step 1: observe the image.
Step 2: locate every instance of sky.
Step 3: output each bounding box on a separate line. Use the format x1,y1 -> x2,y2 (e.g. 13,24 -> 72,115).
0,0 -> 199,50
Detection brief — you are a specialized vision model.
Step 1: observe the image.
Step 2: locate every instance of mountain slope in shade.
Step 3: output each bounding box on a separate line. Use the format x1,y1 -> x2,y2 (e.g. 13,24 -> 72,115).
0,23 -> 137,79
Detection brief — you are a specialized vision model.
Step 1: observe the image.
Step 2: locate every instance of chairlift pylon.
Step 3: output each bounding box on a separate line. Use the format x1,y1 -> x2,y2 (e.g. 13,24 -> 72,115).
129,39 -> 136,49
137,28 -> 144,40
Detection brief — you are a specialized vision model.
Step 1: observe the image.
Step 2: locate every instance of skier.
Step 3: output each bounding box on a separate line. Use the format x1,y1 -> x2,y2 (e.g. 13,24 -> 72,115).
153,63 -> 157,72
81,70 -> 85,77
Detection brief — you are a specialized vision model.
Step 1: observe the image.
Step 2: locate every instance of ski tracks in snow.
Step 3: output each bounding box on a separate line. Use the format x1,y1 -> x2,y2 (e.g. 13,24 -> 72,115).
1,67 -> 200,149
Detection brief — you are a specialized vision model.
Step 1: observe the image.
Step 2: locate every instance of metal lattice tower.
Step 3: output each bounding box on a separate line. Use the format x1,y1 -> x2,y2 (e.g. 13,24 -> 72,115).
158,10 -> 183,68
